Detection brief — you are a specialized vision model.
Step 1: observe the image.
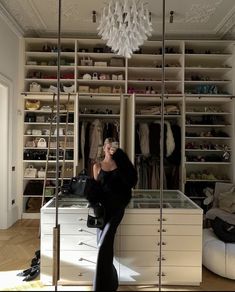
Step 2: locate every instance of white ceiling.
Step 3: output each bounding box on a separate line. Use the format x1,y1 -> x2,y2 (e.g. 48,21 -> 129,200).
0,0 -> 235,39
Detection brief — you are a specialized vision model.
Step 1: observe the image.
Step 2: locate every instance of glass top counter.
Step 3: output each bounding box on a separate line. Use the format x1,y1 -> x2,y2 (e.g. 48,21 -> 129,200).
44,189 -> 200,210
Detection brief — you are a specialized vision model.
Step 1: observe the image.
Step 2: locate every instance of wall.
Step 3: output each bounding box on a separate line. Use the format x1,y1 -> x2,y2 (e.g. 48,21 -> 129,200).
0,15 -> 21,228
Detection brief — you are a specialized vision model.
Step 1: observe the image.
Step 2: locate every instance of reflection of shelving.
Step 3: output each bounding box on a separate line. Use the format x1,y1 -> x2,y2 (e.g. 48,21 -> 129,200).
184,97 -> 234,211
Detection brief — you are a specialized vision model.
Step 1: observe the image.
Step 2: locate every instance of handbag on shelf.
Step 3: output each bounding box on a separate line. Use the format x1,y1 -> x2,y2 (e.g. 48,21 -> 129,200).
29,82 -> 41,92
24,181 -> 43,196
110,57 -> 124,67
32,129 -> 42,136
37,138 -> 47,148
87,202 -> 106,229
37,167 -> 45,178
25,100 -> 41,110
25,140 -> 37,148
61,167 -> 73,178
80,56 -> 93,66
24,165 -> 38,178
36,115 -> 46,123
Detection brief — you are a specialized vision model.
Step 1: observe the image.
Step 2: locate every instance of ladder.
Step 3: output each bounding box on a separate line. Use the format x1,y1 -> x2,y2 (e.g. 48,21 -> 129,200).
41,93 -> 72,208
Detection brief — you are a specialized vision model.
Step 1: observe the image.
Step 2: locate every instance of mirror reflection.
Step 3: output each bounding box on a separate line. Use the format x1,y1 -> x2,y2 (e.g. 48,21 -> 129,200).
0,0 -> 235,291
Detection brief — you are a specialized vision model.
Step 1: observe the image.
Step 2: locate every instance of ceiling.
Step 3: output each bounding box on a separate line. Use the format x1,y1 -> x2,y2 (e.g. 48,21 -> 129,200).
0,0 -> 235,39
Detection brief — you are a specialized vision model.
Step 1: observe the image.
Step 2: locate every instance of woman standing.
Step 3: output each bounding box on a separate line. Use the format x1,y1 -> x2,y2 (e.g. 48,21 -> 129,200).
85,138 -> 137,291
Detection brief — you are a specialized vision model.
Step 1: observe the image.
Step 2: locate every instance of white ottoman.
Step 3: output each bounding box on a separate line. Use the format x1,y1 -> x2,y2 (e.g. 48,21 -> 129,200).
202,228 -> 235,279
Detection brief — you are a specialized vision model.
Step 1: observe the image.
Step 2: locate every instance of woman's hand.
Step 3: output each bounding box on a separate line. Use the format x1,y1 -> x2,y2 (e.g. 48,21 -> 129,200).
110,142 -> 119,155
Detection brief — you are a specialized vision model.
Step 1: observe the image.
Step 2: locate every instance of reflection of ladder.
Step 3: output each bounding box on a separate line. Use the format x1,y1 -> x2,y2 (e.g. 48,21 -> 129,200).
41,93 -> 71,208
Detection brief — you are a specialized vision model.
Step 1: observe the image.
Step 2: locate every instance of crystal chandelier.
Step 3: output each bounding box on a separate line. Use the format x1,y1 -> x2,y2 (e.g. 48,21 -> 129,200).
97,0 -> 153,58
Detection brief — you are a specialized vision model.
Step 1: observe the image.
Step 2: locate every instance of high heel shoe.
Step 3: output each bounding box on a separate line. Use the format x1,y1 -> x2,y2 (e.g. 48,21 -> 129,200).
17,266 -> 33,277
23,265 -> 40,281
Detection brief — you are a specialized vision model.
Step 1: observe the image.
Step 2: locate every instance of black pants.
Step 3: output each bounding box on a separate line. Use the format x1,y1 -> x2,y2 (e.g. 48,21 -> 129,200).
93,208 -> 125,291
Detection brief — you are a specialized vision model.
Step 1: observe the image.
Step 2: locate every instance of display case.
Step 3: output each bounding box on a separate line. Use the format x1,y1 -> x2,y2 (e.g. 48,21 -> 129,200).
40,190 -> 203,286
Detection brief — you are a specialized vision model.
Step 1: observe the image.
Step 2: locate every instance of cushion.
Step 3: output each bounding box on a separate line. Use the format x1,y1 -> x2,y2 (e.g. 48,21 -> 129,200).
212,182 -> 234,208
218,187 -> 235,213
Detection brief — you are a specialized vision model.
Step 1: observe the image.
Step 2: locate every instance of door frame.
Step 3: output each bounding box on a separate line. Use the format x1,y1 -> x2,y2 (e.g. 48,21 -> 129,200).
0,73 -> 14,229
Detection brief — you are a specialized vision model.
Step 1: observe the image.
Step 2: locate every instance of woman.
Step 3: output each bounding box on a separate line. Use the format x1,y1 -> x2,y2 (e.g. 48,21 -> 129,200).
85,138 -> 137,291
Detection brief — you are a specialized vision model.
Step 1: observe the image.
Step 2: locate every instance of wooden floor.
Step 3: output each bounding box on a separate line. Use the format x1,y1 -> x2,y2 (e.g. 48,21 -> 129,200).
0,219 -> 234,291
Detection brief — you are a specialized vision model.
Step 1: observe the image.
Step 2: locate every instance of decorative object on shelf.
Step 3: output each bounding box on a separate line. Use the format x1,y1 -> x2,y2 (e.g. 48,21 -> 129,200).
97,0 -> 153,58
25,100 -> 41,110
29,82 -> 41,92
24,165 -> 38,178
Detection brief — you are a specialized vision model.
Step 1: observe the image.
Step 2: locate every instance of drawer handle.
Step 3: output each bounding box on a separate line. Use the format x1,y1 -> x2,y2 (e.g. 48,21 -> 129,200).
78,257 -> 83,261
78,218 -> 84,221
78,242 -> 84,245
157,229 -> 167,233
79,228 -> 83,232
157,242 -> 166,246
157,218 -> 167,222
157,272 -> 166,277
78,273 -> 83,277
157,257 -> 166,261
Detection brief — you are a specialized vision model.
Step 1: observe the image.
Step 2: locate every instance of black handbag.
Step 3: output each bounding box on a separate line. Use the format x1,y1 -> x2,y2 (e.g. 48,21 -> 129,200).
69,169 -> 90,197
87,203 -> 105,229
211,216 -> 235,243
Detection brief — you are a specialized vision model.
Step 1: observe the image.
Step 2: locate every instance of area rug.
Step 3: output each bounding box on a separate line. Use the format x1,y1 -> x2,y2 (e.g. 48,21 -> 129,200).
0,280 -> 44,291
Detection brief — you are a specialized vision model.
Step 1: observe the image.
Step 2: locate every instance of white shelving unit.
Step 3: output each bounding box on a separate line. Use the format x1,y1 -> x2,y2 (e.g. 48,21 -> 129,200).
20,37 -> 235,217
22,93 -> 78,218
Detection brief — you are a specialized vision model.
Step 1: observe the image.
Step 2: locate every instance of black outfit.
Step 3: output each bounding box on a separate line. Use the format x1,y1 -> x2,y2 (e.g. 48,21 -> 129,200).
84,148 -> 137,291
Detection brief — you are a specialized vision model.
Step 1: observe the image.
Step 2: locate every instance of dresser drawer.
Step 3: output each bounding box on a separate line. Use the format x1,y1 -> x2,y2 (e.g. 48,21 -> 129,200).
120,224 -> 202,236
41,213 -> 88,224
41,265 -> 95,285
41,250 -> 97,266
122,213 -> 202,225
119,235 -> 201,251
41,234 -> 97,251
157,266 -> 201,285
119,266 -> 201,285
41,223 -> 97,235
117,250 -> 201,267
119,266 -> 157,284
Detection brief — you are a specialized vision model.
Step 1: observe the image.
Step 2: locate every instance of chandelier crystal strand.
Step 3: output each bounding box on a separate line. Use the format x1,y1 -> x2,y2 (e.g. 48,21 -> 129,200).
97,0 -> 153,58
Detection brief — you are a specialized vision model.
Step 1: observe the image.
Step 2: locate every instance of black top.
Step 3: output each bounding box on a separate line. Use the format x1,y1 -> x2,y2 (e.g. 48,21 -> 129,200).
84,148 -> 138,220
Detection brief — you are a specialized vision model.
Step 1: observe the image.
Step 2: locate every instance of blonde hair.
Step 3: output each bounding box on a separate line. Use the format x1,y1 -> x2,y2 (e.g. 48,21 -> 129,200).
104,137 -> 116,145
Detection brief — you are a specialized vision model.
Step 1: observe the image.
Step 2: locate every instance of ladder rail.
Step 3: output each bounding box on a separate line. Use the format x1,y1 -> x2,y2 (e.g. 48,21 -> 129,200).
60,93 -> 71,187
41,94 -> 56,208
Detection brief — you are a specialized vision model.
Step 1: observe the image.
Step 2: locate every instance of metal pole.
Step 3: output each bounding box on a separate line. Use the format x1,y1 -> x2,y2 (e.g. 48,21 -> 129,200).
52,0 -> 62,289
158,0 -> 166,290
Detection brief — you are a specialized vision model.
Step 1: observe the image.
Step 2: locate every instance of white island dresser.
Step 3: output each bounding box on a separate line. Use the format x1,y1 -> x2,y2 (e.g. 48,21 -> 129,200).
40,190 -> 203,286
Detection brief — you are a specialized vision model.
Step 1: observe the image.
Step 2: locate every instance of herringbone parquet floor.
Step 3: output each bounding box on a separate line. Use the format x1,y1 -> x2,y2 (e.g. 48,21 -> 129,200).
0,220 -> 234,291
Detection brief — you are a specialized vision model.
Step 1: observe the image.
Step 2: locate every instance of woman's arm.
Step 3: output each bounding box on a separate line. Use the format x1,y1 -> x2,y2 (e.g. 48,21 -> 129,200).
93,162 -> 101,180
